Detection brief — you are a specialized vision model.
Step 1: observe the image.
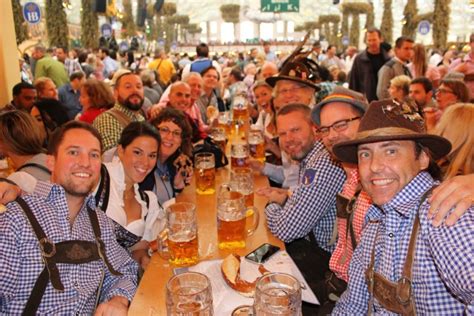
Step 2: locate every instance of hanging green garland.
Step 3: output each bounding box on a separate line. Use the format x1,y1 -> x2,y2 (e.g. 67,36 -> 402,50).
433,0 -> 451,49
12,0 -> 28,44
380,0 -> 393,44
220,4 -> 240,24
350,14 -> 360,47
121,0 -> 137,38
45,0 -> 69,48
81,0 -> 99,49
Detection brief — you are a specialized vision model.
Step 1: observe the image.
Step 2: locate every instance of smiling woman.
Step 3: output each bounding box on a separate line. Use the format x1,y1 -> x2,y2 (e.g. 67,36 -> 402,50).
100,122 -> 166,270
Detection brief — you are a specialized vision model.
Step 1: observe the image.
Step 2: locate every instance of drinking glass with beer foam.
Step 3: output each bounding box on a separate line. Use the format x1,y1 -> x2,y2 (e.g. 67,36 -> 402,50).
210,127 -> 227,154
166,272 -> 213,315
230,168 -> 259,237
157,202 -> 199,266
195,152 -> 216,195
231,142 -> 249,169
248,129 -> 265,162
217,185 -> 259,249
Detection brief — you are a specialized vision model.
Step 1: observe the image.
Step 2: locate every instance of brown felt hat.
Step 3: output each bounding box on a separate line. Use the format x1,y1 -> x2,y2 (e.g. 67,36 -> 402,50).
333,99 -> 452,164
266,57 -> 321,91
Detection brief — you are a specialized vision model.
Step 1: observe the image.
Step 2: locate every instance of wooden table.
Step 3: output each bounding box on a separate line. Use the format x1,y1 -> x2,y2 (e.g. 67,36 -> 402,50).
129,166 -> 284,315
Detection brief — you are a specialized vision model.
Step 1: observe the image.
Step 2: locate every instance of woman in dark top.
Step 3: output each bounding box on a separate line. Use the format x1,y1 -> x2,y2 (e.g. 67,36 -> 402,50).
140,107 -> 193,204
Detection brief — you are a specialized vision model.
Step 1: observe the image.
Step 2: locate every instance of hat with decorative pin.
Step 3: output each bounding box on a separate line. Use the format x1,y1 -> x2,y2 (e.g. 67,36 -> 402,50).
333,98 -> 452,164
265,30 -> 321,91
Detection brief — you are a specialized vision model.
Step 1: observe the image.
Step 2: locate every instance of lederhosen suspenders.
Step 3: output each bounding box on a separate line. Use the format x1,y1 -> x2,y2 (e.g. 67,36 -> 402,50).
335,186 -> 363,251
15,197 -> 122,315
365,187 -> 436,316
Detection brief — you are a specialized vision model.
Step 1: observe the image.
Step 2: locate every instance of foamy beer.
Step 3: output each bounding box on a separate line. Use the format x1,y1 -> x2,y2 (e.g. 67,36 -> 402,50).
231,142 -> 249,169
248,129 -> 265,162
232,94 -> 249,125
194,152 -> 216,195
210,127 -> 227,153
159,202 -> 199,266
218,111 -> 232,137
217,186 -> 259,249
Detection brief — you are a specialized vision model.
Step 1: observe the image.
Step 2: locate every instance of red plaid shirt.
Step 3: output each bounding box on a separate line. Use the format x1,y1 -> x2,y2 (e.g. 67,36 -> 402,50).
329,169 -> 371,282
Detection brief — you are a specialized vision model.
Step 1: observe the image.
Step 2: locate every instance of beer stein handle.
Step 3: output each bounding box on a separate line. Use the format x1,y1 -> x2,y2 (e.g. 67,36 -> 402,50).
246,207 -> 259,236
156,227 -> 170,260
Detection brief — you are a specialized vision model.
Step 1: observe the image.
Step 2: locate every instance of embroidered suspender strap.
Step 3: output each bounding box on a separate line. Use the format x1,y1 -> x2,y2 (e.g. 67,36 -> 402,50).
86,206 -> 122,276
365,186 -> 437,315
106,108 -> 132,128
17,163 -> 52,175
335,186 -> 362,250
95,164 -> 111,210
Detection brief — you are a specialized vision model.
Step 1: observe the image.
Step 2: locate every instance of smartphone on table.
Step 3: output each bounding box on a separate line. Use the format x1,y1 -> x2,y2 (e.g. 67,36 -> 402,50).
245,243 -> 280,264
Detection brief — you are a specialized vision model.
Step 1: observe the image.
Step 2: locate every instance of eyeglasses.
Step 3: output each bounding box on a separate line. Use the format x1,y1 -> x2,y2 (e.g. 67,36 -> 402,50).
158,126 -> 182,139
318,117 -> 360,136
436,88 -> 455,95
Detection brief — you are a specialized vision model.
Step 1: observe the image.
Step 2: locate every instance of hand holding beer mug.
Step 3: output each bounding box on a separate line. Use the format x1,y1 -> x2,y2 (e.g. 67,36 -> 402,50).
217,185 -> 259,249
166,272 -> 213,315
195,152 -> 216,195
157,202 -> 199,266
248,129 -> 265,162
231,142 -> 249,169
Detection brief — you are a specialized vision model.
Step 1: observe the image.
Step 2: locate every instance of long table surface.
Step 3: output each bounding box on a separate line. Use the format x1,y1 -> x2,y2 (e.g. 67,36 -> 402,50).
128,165 -> 284,315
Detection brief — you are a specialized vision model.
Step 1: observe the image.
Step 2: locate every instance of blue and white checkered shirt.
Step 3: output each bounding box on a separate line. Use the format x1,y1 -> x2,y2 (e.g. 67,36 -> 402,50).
265,141 -> 346,253
333,172 -> 474,315
0,181 -> 138,314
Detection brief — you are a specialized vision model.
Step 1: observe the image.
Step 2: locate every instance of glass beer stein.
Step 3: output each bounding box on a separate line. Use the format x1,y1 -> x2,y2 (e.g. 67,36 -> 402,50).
210,127 -> 227,154
217,185 -> 259,250
231,142 -> 249,169
248,129 -> 265,162
230,167 -> 254,211
194,152 -> 216,195
254,273 -> 302,316
218,111 -> 232,137
166,272 -> 213,315
157,202 -> 199,266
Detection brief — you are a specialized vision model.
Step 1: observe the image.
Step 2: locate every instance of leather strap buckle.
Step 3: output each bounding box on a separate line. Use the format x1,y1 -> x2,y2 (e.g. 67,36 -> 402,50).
396,276 -> 412,305
39,238 -> 56,258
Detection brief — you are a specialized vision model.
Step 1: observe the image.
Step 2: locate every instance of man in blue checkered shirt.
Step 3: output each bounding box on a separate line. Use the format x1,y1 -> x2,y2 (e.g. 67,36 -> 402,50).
0,121 -> 137,315
332,99 -> 474,314
257,104 -> 346,297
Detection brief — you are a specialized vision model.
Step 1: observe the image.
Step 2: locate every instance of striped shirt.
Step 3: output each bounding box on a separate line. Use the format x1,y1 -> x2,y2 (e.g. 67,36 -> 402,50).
333,172 -> 474,315
265,141 -> 346,253
0,181 -> 138,314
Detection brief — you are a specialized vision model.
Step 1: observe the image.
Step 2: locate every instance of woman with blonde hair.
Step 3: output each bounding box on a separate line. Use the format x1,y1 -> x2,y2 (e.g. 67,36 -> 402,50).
388,75 -> 411,102
434,103 -> 474,179
409,43 -> 441,88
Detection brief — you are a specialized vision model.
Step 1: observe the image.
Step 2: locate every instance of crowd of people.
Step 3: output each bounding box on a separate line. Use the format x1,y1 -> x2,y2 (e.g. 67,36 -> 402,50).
1,27 -> 473,315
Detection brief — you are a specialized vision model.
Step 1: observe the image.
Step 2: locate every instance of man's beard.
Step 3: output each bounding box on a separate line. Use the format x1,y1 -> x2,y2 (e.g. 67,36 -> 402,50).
120,94 -> 144,111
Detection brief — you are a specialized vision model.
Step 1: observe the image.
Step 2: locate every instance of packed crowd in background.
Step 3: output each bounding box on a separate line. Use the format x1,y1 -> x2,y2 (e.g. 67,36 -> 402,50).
1,26 -> 473,315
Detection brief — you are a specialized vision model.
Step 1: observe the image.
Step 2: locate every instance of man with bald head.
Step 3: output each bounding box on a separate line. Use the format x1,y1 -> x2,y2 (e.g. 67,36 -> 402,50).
167,81 -> 206,142
259,61 -> 279,80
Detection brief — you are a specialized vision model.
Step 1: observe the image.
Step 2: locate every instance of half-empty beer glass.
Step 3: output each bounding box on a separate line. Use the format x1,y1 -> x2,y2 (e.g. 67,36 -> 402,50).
195,152 -> 216,195
166,272 -> 213,315
158,202 -> 199,266
217,186 -> 259,249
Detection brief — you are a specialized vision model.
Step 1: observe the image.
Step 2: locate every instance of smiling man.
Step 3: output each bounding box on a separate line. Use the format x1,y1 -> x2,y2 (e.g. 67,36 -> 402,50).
259,103 -> 346,311
0,121 -> 137,315
93,71 -> 145,151
332,100 -> 474,314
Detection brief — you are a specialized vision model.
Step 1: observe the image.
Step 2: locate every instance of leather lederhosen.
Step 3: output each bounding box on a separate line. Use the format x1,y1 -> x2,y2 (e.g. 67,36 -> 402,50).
365,187 -> 435,316
15,197 -> 122,316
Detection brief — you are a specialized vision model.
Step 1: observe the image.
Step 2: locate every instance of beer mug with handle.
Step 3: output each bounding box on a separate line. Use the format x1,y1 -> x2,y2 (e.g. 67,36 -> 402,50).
230,167 -> 254,212
217,184 -> 259,249
232,272 -> 302,316
248,129 -> 265,162
195,152 -> 216,195
166,272 -> 213,315
157,202 -> 199,266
